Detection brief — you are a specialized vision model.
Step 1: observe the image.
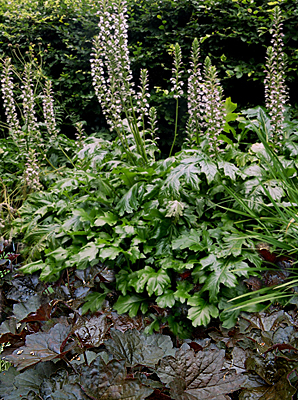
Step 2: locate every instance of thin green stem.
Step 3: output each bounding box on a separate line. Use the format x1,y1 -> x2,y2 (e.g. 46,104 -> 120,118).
58,144 -> 76,169
169,98 -> 179,157
128,96 -> 148,163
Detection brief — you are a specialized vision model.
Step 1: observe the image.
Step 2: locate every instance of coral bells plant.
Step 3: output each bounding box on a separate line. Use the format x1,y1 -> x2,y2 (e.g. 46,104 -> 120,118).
264,6 -> 288,145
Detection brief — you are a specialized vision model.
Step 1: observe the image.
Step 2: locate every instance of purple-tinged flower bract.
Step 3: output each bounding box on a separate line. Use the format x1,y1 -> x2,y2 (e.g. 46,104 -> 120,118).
1,58 -> 23,142
90,0 -> 156,164
42,79 -> 59,139
75,122 -> 87,149
202,57 -> 225,156
186,45 -> 225,156
170,43 -> 184,100
264,6 -> 288,145
187,38 -> 204,146
23,149 -> 42,191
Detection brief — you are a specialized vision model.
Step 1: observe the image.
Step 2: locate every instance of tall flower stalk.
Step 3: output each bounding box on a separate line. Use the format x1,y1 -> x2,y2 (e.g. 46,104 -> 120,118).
42,78 -> 59,140
136,69 -> 150,133
264,6 -> 288,145
169,43 -> 184,157
186,41 -> 225,156
90,0 -> 151,164
1,60 -> 59,192
21,63 -> 43,151
202,57 -> 225,156
187,38 -> 203,146
23,149 -> 42,191
1,58 -> 23,143
148,106 -> 158,140
75,121 -> 87,149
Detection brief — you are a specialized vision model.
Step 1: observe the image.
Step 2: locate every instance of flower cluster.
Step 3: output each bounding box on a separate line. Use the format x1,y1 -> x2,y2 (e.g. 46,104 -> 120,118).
186,38 -> 204,145
42,79 -> 59,139
264,6 -> 288,145
21,64 -> 37,133
148,106 -> 158,140
169,43 -> 184,156
201,57 -> 225,155
23,149 -> 42,191
90,0 -> 135,133
170,43 -> 184,99
1,58 -> 23,142
21,63 -> 42,147
135,69 -> 150,124
187,44 -> 225,155
75,122 -> 87,148
90,0 -> 151,164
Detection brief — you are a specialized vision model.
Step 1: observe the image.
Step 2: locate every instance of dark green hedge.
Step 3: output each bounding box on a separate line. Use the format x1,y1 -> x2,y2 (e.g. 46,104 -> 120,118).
0,0 -> 297,147
0,0 -> 103,137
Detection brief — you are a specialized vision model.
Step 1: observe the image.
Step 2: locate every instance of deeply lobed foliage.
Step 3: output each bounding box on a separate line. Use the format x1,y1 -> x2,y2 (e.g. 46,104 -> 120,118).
1,2 -> 298,399
1,0 -> 298,337
6,103 -> 298,335
1,245 -> 298,399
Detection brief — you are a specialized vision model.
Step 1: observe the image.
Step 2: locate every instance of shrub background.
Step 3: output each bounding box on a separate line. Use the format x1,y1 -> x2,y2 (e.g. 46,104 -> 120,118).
0,0 -> 297,147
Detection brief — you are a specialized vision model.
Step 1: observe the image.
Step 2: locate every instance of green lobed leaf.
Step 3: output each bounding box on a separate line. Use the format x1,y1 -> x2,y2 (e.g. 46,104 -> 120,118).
187,295 -> 219,327
116,269 -> 132,296
218,161 -> 239,181
161,161 -> 201,198
125,245 -> 146,263
165,200 -> 185,223
219,233 -> 247,257
19,260 -> 47,275
69,242 -> 100,269
134,266 -> 171,296
156,290 -> 176,308
200,259 -> 238,301
172,229 -> 203,251
81,288 -> 111,315
224,97 -> 237,114
116,182 -> 145,216
199,159 -> 218,184
174,281 -> 193,303
94,211 -> 118,226
113,294 -> 148,318
99,246 -> 122,260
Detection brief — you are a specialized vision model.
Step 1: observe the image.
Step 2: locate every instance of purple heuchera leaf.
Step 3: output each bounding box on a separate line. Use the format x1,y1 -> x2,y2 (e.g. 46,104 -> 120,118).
5,323 -> 72,370
105,329 -> 174,368
157,343 -> 246,400
80,357 -> 153,400
73,315 -> 109,347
